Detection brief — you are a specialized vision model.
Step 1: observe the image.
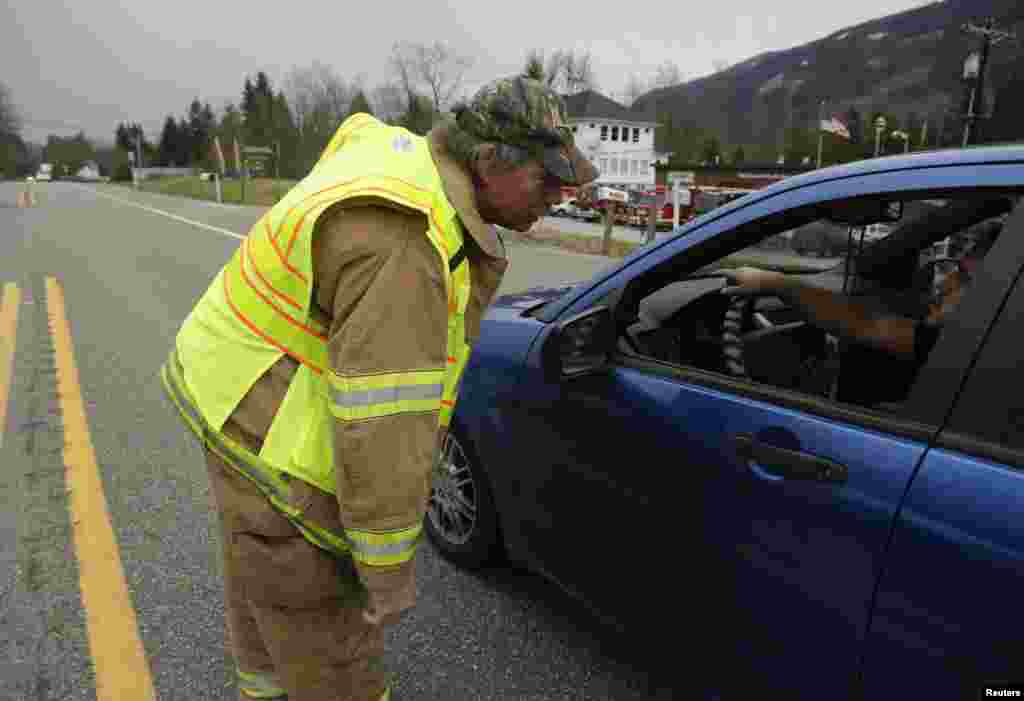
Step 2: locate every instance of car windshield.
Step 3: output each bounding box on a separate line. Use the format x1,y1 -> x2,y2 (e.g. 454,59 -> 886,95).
706,220 -> 895,276
702,199 -> 950,277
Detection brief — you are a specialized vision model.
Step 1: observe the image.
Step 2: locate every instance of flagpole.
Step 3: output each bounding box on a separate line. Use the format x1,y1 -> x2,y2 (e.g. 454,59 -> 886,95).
816,99 -> 826,169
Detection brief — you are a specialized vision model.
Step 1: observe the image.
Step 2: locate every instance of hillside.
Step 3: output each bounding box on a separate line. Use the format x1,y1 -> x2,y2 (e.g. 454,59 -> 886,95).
632,0 -> 1024,158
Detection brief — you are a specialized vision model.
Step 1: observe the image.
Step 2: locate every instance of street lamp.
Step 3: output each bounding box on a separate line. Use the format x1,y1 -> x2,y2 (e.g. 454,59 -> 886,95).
892,130 -> 911,154
874,116 -> 888,157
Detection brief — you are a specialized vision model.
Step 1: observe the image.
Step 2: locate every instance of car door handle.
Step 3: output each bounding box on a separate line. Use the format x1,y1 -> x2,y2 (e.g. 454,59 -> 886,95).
733,433 -> 848,484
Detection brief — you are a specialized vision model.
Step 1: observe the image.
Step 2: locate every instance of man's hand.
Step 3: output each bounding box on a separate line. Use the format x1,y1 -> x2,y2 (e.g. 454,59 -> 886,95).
362,579 -> 417,626
720,266 -> 788,297
358,561 -> 418,626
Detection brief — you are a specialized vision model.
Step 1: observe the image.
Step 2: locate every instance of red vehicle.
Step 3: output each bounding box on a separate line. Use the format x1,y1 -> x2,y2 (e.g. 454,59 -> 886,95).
631,185 -> 681,229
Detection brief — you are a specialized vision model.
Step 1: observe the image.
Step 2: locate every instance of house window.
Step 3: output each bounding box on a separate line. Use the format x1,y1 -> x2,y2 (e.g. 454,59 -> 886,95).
640,159 -> 648,173
633,128 -> 640,143
631,160 -> 638,176
611,126 -> 619,141
600,125 -> 608,141
610,158 -> 619,175
600,158 -> 608,173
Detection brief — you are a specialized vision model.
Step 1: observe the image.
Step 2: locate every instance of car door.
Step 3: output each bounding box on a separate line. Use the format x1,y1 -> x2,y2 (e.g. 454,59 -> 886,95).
860,201 -> 1024,701
499,173 -> 1024,698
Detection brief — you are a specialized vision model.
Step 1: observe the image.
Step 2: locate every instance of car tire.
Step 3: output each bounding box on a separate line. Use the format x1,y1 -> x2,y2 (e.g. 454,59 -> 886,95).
425,426 -> 503,569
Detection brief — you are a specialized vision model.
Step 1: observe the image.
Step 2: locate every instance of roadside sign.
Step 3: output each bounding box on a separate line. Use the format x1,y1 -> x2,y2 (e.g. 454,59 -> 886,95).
667,171 -> 695,186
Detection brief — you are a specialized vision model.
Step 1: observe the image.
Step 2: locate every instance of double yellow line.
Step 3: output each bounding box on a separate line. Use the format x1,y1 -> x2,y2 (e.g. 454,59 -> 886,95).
1,279 -> 156,700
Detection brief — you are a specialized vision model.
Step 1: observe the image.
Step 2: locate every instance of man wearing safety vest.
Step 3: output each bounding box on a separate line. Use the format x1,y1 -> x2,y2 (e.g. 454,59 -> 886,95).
160,76 -> 598,701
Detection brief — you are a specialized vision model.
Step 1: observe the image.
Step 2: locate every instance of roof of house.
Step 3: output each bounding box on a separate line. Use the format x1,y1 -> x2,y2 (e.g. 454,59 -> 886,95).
563,90 -> 658,124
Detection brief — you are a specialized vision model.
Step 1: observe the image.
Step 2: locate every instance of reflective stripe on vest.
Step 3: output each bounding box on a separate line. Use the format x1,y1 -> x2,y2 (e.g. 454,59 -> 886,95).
236,668 -> 287,699
161,350 -> 361,561
172,114 -> 473,565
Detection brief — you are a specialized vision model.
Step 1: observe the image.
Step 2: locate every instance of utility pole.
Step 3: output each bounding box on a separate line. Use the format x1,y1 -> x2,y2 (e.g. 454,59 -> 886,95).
816,99 -> 826,169
961,18 -> 1015,147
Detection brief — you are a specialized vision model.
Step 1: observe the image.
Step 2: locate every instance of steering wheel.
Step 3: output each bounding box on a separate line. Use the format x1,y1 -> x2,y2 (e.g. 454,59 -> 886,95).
721,293 -> 807,379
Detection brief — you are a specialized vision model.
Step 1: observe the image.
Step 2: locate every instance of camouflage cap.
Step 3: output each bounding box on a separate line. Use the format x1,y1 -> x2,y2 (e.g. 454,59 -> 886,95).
453,76 -> 599,186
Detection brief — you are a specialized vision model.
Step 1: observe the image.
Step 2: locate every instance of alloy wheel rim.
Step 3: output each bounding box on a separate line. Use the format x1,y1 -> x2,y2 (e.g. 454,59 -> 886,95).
428,434 -> 478,546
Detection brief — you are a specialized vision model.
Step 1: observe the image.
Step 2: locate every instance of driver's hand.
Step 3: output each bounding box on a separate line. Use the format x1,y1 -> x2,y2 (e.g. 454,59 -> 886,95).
721,267 -> 787,297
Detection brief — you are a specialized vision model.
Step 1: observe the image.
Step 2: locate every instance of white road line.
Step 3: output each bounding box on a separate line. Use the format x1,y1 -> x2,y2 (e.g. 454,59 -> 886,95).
82,186 -> 246,240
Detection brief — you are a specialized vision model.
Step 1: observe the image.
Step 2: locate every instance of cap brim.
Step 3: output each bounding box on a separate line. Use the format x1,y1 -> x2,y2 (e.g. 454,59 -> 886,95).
543,143 -> 599,186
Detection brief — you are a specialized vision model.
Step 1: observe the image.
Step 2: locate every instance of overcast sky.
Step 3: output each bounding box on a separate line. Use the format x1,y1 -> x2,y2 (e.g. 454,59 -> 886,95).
5,0 -> 935,145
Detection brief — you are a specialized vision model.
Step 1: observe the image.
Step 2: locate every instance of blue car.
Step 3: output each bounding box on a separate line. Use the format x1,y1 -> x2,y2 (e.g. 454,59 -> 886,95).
424,145 -> 1024,700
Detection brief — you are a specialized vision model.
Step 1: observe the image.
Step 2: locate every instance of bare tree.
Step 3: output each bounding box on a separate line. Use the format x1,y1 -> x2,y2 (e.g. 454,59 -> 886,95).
284,61 -> 355,171
542,49 -> 570,91
284,61 -> 353,133
564,50 -> 597,94
390,41 -> 474,114
622,73 -> 648,106
652,60 -> 683,89
370,82 -> 407,123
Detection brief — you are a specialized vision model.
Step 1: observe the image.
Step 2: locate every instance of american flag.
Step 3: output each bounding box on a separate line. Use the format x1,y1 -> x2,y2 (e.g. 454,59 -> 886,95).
820,117 -> 851,140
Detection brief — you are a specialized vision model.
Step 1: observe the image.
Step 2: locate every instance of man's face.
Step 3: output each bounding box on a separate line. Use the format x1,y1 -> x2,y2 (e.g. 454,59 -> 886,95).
475,157 -> 565,232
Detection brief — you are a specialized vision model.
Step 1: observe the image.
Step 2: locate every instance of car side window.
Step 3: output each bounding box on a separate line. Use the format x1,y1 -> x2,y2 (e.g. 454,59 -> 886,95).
938,205 -> 1024,465
618,194 -> 1018,425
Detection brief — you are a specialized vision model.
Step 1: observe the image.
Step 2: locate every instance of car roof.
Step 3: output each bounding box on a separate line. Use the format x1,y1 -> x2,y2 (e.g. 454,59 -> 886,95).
538,146 -> 1024,323
670,145 -> 1024,236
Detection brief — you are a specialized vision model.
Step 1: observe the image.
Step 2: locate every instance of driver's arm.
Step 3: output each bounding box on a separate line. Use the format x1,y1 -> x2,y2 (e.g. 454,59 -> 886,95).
722,267 -> 916,356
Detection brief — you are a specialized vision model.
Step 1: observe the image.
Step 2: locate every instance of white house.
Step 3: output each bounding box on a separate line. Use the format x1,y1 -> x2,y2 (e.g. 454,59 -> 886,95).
562,91 -> 660,192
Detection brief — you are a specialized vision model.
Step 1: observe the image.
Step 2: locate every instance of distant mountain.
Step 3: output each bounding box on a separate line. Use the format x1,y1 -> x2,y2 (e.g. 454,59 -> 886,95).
633,0 -> 1024,156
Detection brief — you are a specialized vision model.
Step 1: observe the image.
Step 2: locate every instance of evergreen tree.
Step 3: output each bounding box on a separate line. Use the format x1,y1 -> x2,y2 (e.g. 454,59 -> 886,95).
701,135 -> 722,165
157,116 -> 180,166
844,107 -> 863,145
400,93 -> 436,136
188,98 -> 205,165
347,91 -> 374,119
176,117 -> 191,167
523,50 -> 545,82
271,91 -> 299,177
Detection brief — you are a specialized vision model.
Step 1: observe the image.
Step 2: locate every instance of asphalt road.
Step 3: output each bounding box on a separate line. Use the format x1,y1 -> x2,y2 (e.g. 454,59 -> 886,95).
0,182 -> 680,701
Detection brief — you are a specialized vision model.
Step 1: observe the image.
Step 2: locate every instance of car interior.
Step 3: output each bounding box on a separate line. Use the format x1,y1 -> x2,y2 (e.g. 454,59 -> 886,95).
610,192 -> 1021,412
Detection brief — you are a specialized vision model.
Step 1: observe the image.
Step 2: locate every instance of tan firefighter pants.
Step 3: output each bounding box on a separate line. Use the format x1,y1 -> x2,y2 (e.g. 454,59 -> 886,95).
205,448 -> 392,701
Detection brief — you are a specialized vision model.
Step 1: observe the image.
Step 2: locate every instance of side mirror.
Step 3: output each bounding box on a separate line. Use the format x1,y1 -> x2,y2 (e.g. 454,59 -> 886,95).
541,305 -> 615,382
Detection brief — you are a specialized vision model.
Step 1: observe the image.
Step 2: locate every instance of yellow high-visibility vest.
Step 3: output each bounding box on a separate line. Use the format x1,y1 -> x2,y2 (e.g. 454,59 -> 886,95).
161,113 -> 471,564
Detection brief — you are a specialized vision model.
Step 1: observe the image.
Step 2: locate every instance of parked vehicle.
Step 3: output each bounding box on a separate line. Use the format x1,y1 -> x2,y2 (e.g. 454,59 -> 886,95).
426,145 -> 1024,700
549,198 -> 577,217
35,163 -> 53,182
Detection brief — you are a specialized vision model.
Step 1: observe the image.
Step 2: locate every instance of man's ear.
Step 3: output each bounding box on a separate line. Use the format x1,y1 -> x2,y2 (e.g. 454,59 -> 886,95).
474,143 -> 499,182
